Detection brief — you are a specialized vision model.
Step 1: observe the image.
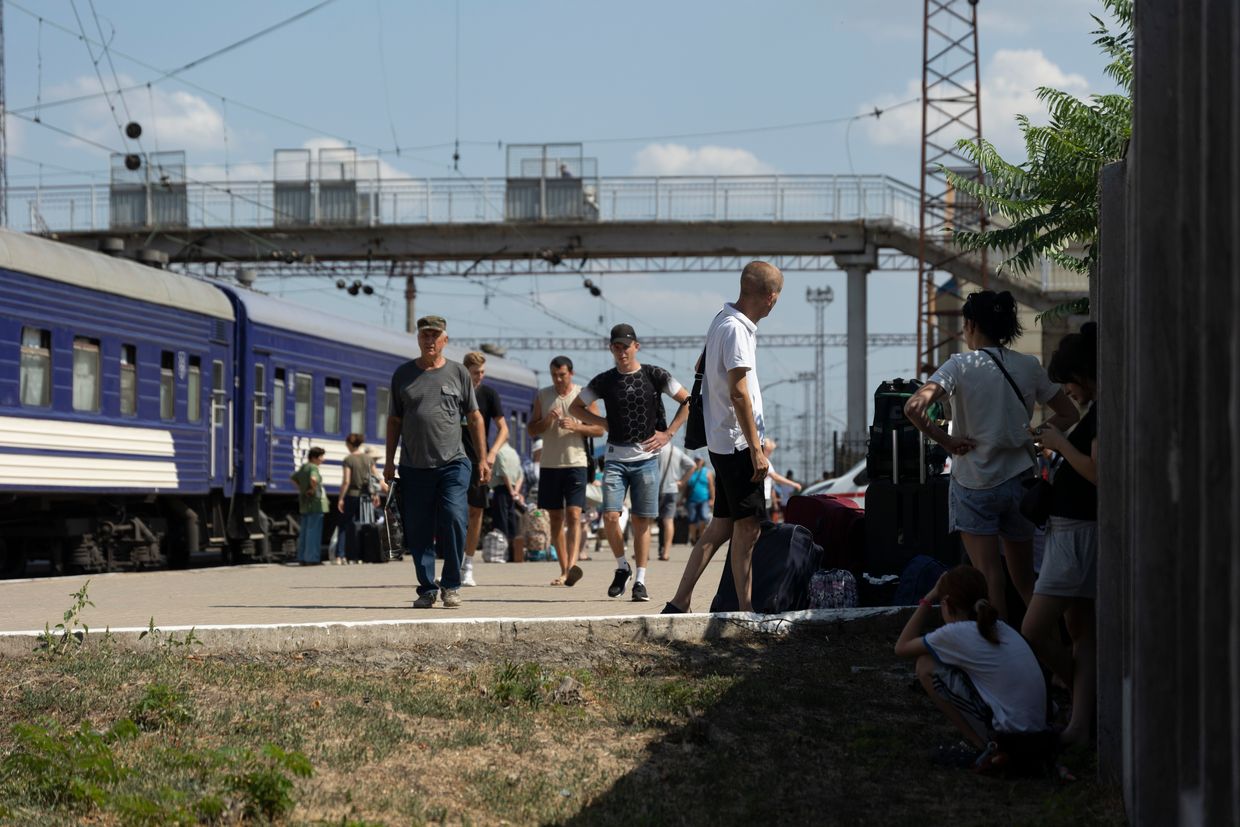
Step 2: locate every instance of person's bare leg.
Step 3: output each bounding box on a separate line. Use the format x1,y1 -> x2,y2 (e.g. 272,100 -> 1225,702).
631,516 -> 652,569
961,532 -> 1007,621
660,516 -> 674,559
916,655 -> 987,749
564,506 -> 582,569
729,515 -> 762,613
1060,599 -> 1096,746
464,505 -> 484,561
1021,593 -> 1075,686
547,509 -> 568,580
667,517 -> 733,611
1001,536 -> 1036,611
603,511 -> 626,562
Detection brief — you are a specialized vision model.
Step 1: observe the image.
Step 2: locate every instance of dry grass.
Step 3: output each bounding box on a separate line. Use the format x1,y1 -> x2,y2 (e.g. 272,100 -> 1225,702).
0,620 -> 1126,826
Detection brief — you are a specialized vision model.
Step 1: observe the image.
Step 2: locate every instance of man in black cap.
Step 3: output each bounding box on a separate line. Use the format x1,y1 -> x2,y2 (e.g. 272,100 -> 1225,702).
384,315 -> 490,609
570,324 -> 689,602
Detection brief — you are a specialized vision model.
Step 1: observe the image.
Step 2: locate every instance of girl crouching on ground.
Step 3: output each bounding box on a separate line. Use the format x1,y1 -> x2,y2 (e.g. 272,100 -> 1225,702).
895,565 -> 1047,767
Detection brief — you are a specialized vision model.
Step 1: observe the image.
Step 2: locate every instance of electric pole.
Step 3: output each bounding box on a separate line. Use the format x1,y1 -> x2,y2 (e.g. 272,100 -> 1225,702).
806,286 -> 834,473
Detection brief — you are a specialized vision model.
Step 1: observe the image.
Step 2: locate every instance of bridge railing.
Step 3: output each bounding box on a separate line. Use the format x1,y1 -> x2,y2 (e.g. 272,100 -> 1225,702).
5,174 -> 922,234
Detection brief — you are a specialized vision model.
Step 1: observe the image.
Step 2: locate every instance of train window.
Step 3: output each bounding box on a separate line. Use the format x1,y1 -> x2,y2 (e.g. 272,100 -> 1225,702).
187,357 -> 203,423
324,378 -> 341,433
19,327 -> 51,407
351,384 -> 367,437
273,369 -> 286,429
212,360 -> 225,428
159,352 -> 175,420
375,386 -> 390,440
294,373 -> 312,430
119,345 -> 137,416
72,337 -> 101,413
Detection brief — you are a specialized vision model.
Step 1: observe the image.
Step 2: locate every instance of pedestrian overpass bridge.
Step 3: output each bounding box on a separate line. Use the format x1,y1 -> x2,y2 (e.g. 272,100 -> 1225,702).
9,172 -> 1087,437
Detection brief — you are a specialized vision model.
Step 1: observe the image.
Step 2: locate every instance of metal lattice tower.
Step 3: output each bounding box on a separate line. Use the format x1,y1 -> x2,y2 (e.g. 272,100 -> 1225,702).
806,286 -> 834,473
916,0 -> 987,375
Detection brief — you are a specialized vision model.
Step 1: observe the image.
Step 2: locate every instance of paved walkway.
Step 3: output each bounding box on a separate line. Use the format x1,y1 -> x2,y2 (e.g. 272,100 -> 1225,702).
0,545 -> 726,633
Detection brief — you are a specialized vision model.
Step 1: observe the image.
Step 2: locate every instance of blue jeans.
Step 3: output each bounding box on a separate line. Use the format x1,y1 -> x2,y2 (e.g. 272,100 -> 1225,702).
602,455 -> 660,518
297,512 -> 324,563
400,459 -> 471,595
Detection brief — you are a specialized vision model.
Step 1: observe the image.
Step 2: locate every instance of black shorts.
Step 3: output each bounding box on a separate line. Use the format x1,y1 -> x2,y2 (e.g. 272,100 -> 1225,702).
467,460 -> 489,509
709,449 -> 768,522
538,466 -> 587,511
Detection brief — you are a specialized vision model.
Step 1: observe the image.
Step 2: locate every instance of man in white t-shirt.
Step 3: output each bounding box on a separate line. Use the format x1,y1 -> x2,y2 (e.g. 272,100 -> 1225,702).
663,261 -> 783,614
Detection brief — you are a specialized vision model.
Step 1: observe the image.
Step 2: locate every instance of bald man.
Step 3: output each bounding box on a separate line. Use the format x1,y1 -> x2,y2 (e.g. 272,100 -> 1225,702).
664,261 -> 784,613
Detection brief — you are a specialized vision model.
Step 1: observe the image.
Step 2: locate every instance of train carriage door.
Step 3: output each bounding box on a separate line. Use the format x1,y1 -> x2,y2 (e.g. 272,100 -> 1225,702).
210,358 -> 229,486
251,356 -> 271,485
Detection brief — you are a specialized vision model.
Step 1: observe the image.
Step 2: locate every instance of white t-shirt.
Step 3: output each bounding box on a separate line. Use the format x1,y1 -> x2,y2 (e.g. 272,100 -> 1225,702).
924,619 -> 1047,734
929,348 -> 1059,489
658,444 -> 696,495
703,303 -> 764,455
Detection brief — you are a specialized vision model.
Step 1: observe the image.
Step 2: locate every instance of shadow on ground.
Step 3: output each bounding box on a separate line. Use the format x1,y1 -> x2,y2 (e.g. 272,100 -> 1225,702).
559,613 -> 1122,827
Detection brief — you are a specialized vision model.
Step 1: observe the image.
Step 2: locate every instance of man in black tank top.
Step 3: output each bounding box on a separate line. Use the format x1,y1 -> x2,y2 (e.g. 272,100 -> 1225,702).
571,324 -> 690,603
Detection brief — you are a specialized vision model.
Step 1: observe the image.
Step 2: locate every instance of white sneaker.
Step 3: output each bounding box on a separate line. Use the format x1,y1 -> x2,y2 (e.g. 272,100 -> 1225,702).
461,565 -> 477,587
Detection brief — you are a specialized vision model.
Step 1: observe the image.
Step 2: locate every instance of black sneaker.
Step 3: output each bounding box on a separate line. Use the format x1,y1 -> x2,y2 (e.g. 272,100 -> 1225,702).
660,601 -> 686,614
631,581 -> 649,602
607,567 -> 631,598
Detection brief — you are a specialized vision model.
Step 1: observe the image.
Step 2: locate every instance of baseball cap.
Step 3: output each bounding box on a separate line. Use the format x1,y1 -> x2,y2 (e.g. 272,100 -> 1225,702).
609,323 -> 638,345
416,315 -> 447,332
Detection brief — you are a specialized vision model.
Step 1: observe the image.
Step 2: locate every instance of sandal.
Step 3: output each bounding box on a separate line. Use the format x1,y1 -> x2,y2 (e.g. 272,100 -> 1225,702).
550,577 -> 565,586
658,553 -> 670,561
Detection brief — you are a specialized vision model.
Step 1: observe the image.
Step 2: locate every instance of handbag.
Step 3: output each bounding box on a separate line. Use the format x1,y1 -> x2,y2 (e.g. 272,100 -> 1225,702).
684,348 -> 708,451
979,348 -> 1053,527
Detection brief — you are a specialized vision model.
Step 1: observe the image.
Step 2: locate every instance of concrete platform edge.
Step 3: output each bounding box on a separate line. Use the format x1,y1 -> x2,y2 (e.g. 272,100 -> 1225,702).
0,607 -> 909,658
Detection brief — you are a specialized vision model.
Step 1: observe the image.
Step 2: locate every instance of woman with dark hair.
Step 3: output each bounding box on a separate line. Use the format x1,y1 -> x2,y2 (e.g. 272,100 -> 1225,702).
337,433 -> 374,565
1021,323 -> 1098,746
895,565 -> 1047,766
905,291 -> 1079,621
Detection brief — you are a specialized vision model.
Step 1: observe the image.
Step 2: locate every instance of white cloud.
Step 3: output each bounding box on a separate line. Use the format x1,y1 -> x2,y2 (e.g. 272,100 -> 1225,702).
861,49 -> 1092,162
632,143 -> 777,176
57,75 -> 226,153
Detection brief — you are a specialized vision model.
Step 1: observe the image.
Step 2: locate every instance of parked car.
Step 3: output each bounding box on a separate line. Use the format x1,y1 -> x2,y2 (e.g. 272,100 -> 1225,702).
800,459 -> 870,508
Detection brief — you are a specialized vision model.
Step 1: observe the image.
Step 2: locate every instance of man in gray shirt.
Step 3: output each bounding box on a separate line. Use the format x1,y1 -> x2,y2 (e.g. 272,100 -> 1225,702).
384,315 -> 490,609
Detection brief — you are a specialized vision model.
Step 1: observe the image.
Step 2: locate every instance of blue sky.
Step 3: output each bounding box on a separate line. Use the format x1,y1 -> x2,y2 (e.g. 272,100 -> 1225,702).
5,0 -> 1119,472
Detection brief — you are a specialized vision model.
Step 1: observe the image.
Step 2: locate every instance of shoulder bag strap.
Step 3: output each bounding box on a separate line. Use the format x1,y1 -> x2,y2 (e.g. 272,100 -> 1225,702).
978,348 -> 1039,468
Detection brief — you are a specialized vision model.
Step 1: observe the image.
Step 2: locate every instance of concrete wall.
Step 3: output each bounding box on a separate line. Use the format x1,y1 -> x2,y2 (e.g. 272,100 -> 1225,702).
1096,2 -> 1240,823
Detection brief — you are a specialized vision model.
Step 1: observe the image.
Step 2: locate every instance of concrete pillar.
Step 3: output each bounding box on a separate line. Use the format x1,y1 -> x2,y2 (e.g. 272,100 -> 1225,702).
834,245 -> 878,440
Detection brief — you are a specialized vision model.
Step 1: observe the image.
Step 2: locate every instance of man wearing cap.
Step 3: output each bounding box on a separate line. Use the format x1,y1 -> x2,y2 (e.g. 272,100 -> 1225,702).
570,324 -> 690,602
384,315 -> 490,609
663,261 -> 783,614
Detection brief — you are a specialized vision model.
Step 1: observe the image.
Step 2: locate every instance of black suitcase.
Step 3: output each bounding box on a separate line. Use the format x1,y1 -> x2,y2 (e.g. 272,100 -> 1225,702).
358,522 -> 385,563
710,522 -> 823,614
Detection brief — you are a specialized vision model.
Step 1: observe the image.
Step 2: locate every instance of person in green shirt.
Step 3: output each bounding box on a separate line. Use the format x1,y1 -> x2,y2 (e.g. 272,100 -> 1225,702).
291,446 -> 328,565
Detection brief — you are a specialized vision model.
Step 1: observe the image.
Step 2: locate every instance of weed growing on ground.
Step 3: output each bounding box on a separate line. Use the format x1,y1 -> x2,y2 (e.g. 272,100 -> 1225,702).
130,682 -> 194,731
35,580 -> 94,655
138,618 -> 202,650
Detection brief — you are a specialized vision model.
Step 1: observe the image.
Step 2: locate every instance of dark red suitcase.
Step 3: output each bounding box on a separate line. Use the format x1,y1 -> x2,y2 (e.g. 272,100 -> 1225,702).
783,494 -> 866,574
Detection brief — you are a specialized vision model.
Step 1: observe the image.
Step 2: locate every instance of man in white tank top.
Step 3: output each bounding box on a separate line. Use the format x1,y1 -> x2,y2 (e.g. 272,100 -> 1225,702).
528,356 -> 605,587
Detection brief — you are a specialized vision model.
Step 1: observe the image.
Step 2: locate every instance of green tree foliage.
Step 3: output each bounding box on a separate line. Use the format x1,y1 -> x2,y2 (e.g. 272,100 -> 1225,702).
945,0 -> 1132,294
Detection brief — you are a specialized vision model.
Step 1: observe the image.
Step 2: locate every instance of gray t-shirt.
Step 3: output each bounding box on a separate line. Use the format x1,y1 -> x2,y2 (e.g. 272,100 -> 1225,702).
658,444 -> 695,495
389,359 -> 478,469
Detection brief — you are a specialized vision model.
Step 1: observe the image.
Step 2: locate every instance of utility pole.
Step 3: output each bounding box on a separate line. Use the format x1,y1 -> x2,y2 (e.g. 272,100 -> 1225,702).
916,0 -> 987,375
806,286 -> 834,473
403,260 -> 423,333
0,0 -> 7,227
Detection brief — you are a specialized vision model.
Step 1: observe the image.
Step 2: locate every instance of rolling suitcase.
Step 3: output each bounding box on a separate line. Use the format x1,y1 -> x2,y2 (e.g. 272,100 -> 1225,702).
866,378 -> 947,483
783,493 -> 866,574
709,521 -> 822,614
358,522 -> 385,563
864,426 -> 960,575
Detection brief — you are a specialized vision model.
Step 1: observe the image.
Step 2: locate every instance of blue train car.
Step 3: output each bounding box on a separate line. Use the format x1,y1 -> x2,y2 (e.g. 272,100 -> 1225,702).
0,229 -> 236,574
218,287 -> 539,558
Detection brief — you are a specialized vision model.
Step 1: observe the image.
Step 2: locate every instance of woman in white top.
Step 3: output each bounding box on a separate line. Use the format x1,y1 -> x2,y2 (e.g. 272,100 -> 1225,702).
905,291 -> 1078,621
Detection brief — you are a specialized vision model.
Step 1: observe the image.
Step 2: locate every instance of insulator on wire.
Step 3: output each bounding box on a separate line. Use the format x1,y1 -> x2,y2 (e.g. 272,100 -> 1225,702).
124,154 -> 142,171
336,279 -> 347,289
362,285 -> 374,295
125,122 -> 143,139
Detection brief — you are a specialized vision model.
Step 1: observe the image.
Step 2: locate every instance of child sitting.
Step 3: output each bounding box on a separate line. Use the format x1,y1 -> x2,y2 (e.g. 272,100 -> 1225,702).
895,565 -> 1049,770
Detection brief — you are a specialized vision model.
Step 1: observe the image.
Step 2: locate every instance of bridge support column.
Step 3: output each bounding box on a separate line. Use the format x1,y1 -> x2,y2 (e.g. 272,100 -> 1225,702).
834,245 -> 878,441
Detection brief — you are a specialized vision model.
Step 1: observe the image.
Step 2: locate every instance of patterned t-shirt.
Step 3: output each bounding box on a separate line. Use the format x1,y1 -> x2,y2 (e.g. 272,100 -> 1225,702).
579,364 -> 684,462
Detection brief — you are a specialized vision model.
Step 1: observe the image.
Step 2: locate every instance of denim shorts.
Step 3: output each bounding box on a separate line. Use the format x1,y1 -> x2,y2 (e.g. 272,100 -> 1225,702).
685,500 -> 711,524
602,456 -> 659,518
948,474 -> 1035,541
